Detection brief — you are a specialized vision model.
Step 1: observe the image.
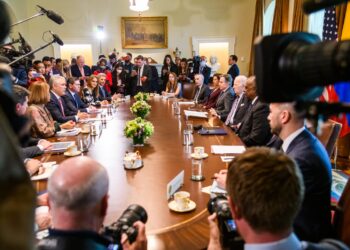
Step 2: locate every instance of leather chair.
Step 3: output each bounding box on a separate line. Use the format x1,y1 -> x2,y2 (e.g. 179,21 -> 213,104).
317,120 -> 342,157
181,83 -> 195,100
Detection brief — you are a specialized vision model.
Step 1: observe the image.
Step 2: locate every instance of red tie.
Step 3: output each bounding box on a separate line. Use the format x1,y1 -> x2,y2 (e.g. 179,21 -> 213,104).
58,97 -> 65,117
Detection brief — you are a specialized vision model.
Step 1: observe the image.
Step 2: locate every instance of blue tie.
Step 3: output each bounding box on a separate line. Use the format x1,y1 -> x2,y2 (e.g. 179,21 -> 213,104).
72,93 -> 78,108
101,87 -> 106,97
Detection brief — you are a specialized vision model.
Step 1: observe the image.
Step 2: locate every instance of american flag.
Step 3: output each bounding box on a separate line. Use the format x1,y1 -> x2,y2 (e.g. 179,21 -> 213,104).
323,7 -> 338,41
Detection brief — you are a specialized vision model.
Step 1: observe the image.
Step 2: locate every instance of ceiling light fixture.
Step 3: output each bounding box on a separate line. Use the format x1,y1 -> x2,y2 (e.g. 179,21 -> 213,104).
129,0 -> 149,12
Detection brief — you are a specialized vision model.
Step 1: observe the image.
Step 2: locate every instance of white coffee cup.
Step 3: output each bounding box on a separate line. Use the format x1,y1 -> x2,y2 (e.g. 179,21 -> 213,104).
174,191 -> 190,210
194,146 -> 205,156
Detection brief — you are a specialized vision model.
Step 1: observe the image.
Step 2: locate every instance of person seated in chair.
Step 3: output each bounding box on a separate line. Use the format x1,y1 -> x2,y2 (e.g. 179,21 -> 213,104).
193,74 -> 210,104
97,73 -> 119,103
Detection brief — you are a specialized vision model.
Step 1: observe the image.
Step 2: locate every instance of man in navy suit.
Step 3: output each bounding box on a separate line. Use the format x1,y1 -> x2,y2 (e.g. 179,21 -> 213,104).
227,55 -> 240,82
268,102 -> 332,242
193,74 -> 210,104
97,73 -> 119,102
236,76 -> 272,147
62,77 -> 96,115
209,74 -> 235,122
71,55 -> 92,86
46,76 -> 88,123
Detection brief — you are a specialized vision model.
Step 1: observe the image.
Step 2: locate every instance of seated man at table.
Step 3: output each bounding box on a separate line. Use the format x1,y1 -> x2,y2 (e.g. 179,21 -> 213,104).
37,156 -> 147,250
208,148 -> 347,250
46,75 -> 88,123
236,76 -> 271,147
193,74 -> 210,104
62,77 -> 96,114
97,73 -> 119,102
209,74 -> 235,122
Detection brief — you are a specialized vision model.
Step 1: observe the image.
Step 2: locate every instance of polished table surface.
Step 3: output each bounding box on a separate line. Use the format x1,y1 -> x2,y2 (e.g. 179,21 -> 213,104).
35,97 -> 244,250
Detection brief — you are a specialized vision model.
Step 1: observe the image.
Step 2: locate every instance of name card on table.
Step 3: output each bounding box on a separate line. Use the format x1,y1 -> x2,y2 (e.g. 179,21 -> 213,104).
167,170 -> 184,200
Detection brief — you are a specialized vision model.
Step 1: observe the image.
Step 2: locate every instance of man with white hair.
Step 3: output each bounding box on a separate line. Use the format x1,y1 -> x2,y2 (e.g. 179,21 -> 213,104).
46,75 -> 88,123
71,55 -> 92,86
225,75 -> 250,129
37,156 -> 147,250
193,74 -> 210,104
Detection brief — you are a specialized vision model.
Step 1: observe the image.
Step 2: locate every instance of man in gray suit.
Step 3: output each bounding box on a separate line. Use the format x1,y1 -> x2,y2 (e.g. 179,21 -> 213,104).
209,74 -> 235,121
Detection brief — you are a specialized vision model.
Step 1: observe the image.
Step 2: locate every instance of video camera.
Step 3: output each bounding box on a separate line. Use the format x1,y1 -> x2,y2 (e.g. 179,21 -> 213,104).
207,196 -> 243,249
103,204 -> 148,249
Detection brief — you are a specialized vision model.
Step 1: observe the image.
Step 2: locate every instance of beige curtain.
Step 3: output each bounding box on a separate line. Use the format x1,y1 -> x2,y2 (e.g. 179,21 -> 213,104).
249,0 -> 264,76
336,3 -> 347,39
292,0 -> 306,31
272,0 -> 289,34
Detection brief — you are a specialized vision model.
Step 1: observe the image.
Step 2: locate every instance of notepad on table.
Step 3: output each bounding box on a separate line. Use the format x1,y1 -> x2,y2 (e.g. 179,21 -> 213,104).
211,145 -> 246,154
178,101 -> 195,105
184,110 -> 208,118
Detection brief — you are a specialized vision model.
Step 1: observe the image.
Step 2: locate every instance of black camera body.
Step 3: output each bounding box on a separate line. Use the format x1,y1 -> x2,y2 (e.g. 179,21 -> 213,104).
207,196 -> 244,249
103,204 -> 148,249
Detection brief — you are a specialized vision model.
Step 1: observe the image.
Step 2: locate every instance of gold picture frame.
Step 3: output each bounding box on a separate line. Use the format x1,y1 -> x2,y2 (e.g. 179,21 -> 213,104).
121,16 -> 168,49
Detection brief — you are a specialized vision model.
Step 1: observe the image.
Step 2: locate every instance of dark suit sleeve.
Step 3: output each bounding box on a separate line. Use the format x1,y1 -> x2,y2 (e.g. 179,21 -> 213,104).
61,95 -> 78,115
217,93 -> 234,121
46,99 -> 77,123
240,103 -> 271,147
21,146 -> 43,159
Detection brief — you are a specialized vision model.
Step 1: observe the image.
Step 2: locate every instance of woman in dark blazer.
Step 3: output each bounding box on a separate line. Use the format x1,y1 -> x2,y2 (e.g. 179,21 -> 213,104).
203,73 -> 221,109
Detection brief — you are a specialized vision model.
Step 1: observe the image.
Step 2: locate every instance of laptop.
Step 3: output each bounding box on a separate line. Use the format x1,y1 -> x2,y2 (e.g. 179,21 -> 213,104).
45,141 -> 75,153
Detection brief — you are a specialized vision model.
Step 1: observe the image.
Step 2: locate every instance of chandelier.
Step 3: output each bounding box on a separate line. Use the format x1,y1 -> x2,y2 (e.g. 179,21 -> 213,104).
129,0 -> 149,12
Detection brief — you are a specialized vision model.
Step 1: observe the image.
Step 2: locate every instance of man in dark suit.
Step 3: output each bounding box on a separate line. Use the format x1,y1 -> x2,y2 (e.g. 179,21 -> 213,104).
193,74 -> 210,104
46,76 -> 88,123
268,102 -> 332,242
62,77 -> 96,115
131,55 -> 152,95
97,73 -> 119,102
71,55 -> 92,86
225,75 -> 250,129
227,55 -> 240,82
123,53 -> 134,96
209,74 -> 235,122
193,56 -> 211,85
236,76 -> 272,147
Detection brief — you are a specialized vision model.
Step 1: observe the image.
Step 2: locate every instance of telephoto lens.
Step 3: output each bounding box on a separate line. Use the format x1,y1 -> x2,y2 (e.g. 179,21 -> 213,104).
103,204 -> 148,247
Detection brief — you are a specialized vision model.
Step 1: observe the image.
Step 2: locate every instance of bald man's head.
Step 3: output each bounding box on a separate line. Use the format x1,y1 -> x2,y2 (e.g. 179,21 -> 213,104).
48,156 -> 109,210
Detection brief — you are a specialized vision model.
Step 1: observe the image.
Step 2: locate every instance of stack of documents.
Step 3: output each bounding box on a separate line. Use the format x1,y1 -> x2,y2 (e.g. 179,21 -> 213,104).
56,128 -> 81,137
211,145 -> 246,154
184,110 -> 208,118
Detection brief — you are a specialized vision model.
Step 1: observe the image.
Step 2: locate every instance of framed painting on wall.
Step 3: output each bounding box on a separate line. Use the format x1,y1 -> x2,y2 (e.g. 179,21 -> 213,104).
121,16 -> 168,49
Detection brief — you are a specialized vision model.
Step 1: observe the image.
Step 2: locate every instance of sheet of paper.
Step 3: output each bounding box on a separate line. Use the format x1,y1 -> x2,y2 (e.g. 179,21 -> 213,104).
184,110 -> 208,118
31,162 -> 58,181
211,145 -> 246,154
201,181 -> 227,195
178,101 -> 195,105
166,170 -> 184,200
220,155 -> 235,162
55,128 -> 81,137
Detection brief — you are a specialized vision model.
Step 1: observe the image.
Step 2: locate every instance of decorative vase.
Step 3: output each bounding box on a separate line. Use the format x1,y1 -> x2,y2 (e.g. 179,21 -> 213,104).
133,136 -> 145,146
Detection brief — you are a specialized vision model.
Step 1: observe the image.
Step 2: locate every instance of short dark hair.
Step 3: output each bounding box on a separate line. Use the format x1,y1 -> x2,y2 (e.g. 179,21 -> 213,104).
135,55 -> 144,61
127,52 -> 132,58
226,147 -> 304,234
42,56 -> 50,62
13,85 -> 30,105
55,58 -> 62,64
230,55 -> 238,62
67,77 -> 78,86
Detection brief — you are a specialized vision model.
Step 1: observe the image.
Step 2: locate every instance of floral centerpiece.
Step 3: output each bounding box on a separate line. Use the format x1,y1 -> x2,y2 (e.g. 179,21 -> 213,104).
134,92 -> 150,102
130,100 -> 151,119
124,117 -> 154,146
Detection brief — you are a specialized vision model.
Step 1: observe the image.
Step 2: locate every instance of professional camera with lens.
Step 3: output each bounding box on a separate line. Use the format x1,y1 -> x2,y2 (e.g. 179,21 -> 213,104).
207,196 -> 243,249
103,204 -> 148,248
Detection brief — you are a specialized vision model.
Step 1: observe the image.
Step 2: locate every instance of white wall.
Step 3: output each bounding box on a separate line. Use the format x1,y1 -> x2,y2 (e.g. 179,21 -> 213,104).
4,0 -> 256,75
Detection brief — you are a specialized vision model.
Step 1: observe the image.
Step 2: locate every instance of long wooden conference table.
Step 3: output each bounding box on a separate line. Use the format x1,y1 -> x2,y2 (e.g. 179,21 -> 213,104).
34,97 -> 244,250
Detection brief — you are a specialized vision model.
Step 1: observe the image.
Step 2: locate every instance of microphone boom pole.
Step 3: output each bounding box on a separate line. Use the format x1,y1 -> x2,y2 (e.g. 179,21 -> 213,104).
10,13 -> 44,28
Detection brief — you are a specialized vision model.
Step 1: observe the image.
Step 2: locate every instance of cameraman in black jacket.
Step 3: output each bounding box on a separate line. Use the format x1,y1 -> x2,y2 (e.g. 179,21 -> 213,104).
37,156 -> 147,250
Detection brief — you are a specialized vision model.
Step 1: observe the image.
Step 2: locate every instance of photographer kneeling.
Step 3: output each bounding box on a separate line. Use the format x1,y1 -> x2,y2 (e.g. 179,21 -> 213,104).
37,156 -> 147,250
207,148 -> 348,250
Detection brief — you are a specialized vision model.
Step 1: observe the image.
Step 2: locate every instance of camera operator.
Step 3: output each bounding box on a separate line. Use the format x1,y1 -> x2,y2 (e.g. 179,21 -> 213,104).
37,156 -> 147,250
207,148 -> 348,250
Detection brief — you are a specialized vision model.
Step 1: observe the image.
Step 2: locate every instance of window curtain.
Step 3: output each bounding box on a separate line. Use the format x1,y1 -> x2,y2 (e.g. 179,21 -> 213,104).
336,3 -> 348,39
249,0 -> 264,76
272,0 -> 289,33
292,0 -> 306,31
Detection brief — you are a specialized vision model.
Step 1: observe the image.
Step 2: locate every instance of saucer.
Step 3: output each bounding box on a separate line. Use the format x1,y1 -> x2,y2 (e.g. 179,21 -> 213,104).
168,200 -> 196,213
64,150 -> 82,157
191,153 -> 208,159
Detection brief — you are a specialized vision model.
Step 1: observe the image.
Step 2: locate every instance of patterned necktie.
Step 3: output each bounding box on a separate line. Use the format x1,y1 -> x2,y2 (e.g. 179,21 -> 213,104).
226,95 -> 239,125
58,97 -> 65,117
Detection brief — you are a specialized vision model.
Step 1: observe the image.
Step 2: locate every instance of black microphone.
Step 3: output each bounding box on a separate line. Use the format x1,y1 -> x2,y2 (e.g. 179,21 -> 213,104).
18,32 -> 32,53
37,5 -> 64,25
49,31 -> 64,46
303,0 -> 349,14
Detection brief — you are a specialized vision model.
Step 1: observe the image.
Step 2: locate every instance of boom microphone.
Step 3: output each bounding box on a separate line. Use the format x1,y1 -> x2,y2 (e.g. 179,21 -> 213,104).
49,31 -> 64,46
303,0 -> 349,14
37,5 -> 64,25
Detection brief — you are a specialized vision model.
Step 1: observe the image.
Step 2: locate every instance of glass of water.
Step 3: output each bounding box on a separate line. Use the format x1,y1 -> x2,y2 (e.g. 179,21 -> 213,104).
191,158 -> 204,181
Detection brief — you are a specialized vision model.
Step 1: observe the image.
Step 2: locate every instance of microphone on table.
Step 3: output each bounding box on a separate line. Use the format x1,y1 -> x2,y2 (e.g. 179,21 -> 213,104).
37,5 -> 64,25
303,0 -> 349,14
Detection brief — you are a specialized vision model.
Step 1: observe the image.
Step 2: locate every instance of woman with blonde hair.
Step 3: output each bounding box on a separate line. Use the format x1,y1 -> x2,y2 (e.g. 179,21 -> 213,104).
162,72 -> 182,98
82,75 -> 99,104
27,81 -> 75,138
62,59 -> 72,79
